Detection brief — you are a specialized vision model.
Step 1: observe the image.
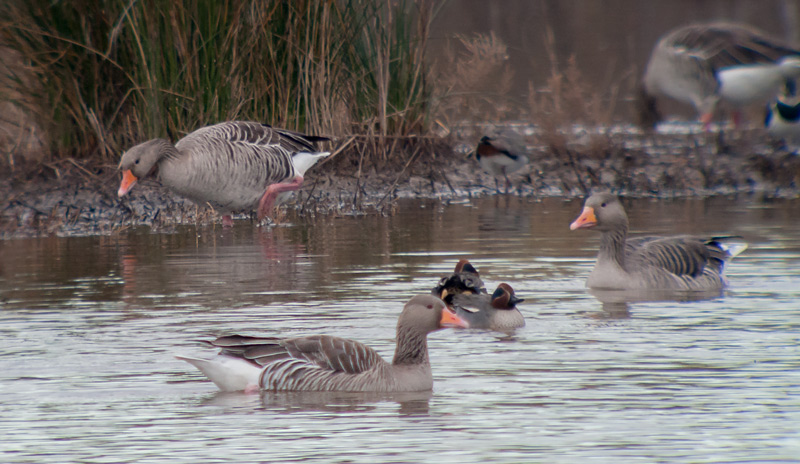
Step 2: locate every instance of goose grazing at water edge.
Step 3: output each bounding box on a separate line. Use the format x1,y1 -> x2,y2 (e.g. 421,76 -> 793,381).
637,22 -> 800,130
570,192 -> 747,291
176,295 -> 469,392
117,121 -> 329,226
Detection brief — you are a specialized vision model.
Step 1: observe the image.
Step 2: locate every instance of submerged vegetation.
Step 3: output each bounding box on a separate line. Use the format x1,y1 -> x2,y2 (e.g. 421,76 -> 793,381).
0,0 -> 434,164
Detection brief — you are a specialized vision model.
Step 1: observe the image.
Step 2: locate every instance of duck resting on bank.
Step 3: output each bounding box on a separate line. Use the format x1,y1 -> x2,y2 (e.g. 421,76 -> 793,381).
176,295 -> 469,392
117,121 -> 329,226
570,192 -> 747,291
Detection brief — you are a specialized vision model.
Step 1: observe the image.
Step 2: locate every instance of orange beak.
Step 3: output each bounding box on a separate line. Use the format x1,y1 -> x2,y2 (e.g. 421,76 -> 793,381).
440,307 -> 469,329
118,170 -> 138,197
570,206 -> 597,230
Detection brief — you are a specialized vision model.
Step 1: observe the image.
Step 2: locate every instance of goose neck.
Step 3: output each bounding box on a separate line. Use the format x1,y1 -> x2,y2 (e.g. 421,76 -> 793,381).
392,326 -> 429,366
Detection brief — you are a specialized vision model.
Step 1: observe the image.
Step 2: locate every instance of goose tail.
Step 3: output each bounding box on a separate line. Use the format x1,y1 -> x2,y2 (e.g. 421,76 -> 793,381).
175,354 -> 262,392
292,151 -> 330,176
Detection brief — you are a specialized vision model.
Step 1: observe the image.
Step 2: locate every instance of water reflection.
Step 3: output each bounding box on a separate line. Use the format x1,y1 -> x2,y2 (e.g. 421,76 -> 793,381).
1,196 -> 800,462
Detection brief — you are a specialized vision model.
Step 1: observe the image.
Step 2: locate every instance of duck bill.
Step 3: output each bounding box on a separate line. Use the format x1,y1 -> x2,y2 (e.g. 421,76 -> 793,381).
440,307 -> 469,329
569,206 -> 597,230
118,170 -> 138,197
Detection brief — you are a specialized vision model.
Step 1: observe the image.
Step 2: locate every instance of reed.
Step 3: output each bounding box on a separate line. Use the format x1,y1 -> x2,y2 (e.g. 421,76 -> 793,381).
0,0 -> 434,164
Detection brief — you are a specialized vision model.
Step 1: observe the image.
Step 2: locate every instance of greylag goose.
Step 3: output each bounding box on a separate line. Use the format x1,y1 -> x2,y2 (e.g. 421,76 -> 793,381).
117,121 -> 329,226
470,136 -> 529,192
447,283 -> 525,330
176,295 -> 469,392
637,22 -> 800,130
431,259 -> 487,301
570,192 -> 747,291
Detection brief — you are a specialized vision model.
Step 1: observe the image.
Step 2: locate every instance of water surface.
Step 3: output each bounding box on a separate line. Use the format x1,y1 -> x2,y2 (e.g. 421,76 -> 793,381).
1,196 -> 799,463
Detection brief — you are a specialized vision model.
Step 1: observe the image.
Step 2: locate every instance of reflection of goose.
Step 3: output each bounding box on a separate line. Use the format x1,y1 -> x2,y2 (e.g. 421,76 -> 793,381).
570,192 -> 747,291
176,295 -> 468,392
637,22 -> 800,130
117,121 -> 329,226
470,136 -> 529,192
448,283 -> 525,330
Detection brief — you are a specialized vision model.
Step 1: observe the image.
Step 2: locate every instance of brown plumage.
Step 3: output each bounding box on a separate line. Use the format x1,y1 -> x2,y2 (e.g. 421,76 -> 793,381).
431,259 -> 487,303
176,295 -> 469,392
570,192 -> 747,291
117,121 -> 329,225
448,283 -> 525,330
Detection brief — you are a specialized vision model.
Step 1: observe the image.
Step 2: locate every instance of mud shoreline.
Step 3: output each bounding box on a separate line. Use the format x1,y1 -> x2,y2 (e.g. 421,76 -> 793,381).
2,126 -> 799,240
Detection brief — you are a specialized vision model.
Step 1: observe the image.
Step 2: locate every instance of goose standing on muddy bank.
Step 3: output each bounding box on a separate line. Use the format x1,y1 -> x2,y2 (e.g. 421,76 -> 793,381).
117,121 -> 329,226
570,192 -> 747,291
176,295 -> 469,392
637,22 -> 800,130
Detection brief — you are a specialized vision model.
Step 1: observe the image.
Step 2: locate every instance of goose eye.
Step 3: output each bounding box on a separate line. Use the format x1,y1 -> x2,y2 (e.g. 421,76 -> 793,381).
134,159 -> 140,165
601,202 -> 607,207
426,304 -> 433,309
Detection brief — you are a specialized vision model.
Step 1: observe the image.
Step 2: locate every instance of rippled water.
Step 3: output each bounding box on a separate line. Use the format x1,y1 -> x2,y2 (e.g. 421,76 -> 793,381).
1,196 -> 799,463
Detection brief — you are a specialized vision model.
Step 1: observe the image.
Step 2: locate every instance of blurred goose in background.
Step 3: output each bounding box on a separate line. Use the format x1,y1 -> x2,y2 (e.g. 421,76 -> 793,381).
470,135 -> 529,192
637,22 -> 800,130
117,121 -> 329,226
570,192 -> 747,291
176,295 -> 469,392
447,283 -> 525,330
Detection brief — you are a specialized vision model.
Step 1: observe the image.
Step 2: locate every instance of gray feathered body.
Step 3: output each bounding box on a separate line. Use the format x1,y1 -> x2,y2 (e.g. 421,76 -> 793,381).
590,232 -> 742,291
207,334 -> 433,392
162,122 -> 325,213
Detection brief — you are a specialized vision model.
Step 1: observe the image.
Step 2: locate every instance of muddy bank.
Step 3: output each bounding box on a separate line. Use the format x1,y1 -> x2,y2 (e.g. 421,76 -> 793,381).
2,125 -> 799,239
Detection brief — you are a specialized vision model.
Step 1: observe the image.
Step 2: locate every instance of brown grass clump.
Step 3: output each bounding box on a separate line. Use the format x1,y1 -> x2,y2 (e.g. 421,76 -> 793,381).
433,32 -> 516,123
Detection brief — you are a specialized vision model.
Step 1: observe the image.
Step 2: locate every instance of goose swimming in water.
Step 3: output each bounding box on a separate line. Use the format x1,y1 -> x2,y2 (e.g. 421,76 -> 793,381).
570,192 -> 747,291
176,295 -> 469,392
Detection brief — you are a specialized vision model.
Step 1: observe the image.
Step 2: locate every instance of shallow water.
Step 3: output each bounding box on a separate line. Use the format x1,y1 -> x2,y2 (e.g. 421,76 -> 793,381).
1,196 -> 799,463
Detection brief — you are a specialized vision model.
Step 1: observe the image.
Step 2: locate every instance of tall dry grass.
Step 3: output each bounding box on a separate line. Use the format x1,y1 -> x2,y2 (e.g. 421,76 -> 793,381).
0,0 -> 435,165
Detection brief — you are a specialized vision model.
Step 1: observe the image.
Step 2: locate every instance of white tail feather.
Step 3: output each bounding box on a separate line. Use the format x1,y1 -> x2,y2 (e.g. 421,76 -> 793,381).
175,354 -> 262,392
292,151 -> 329,176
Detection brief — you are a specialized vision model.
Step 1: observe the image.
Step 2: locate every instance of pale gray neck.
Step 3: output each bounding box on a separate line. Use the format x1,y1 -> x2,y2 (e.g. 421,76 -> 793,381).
157,139 -> 181,161
599,227 -> 628,270
392,327 -> 429,366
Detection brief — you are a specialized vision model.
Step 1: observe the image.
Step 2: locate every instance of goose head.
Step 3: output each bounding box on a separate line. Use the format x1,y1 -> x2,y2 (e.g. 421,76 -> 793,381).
399,295 -> 470,332
569,192 -> 629,233
118,139 -> 173,196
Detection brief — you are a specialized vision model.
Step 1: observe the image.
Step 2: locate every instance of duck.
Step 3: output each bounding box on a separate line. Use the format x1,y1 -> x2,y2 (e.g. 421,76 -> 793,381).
447,283 -> 525,330
637,22 -> 800,130
117,121 -> 329,226
176,295 -> 469,392
431,259 -> 487,300
569,192 -> 747,291
765,93 -> 800,144
470,136 -> 529,192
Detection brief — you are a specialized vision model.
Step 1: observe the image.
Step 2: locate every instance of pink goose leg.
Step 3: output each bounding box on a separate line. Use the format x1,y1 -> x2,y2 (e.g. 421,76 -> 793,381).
257,175 -> 304,220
